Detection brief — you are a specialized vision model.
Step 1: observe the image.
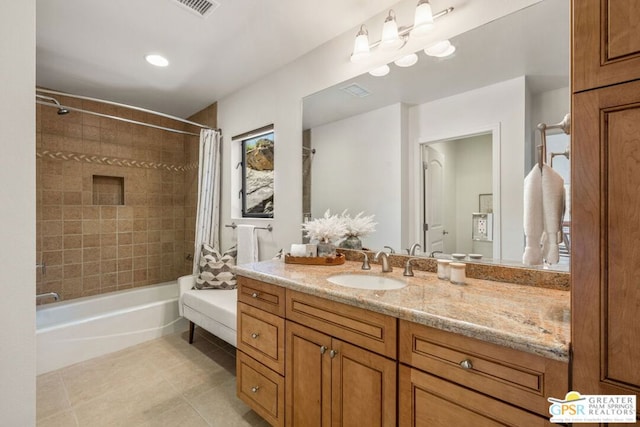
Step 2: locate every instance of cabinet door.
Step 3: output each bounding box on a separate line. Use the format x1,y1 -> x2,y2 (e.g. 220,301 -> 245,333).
572,80 -> 640,417
574,0 -> 640,91
398,365 -> 553,427
330,339 -> 396,427
286,321 -> 332,427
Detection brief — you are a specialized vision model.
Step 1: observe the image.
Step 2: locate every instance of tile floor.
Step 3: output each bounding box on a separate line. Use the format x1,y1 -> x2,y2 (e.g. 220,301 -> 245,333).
36,328 -> 269,427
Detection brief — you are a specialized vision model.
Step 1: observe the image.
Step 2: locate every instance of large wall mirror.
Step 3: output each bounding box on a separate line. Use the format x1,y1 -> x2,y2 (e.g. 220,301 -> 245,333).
302,0 -> 570,271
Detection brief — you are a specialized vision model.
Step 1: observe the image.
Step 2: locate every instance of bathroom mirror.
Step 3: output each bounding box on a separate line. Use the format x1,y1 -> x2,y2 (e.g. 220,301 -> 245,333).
302,0 -> 570,270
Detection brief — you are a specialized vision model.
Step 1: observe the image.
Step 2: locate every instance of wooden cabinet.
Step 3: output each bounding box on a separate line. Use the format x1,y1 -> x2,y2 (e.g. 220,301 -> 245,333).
399,365 -> 555,427
237,277 -> 286,427
399,321 -> 567,426
571,79 -> 640,416
285,290 -> 397,427
573,0 -> 640,92
572,1 -> 640,423
286,320 -> 397,427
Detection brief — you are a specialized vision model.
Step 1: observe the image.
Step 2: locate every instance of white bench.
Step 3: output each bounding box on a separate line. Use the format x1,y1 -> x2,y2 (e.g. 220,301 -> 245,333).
178,275 -> 237,347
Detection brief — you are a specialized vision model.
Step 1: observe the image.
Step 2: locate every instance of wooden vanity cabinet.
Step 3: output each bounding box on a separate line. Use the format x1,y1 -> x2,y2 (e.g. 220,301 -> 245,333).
398,320 -> 568,426
572,1 -> 640,421
286,320 -> 396,427
237,277 -> 286,427
285,290 -> 397,427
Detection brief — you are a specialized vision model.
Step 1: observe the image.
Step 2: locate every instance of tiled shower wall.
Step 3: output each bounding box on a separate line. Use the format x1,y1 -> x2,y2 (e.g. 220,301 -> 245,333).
36,93 -> 216,301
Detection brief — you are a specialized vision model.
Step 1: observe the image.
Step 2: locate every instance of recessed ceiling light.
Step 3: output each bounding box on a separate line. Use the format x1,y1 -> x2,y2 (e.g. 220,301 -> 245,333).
145,54 -> 169,67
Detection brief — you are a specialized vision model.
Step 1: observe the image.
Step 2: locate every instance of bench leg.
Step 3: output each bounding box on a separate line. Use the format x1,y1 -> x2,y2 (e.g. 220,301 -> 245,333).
189,321 -> 195,344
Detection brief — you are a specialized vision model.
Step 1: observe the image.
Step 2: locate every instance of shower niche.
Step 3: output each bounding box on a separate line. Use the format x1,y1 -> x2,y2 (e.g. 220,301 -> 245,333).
92,175 -> 124,205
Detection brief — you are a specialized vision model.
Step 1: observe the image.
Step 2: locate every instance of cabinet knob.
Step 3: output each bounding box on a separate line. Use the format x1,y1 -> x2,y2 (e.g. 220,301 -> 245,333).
460,359 -> 473,370
320,345 -> 327,355
251,386 -> 260,393
329,349 -> 338,359
251,292 -> 259,298
251,333 -> 259,339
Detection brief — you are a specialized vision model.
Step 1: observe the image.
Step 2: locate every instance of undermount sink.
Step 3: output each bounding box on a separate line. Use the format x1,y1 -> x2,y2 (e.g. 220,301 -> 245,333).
327,274 -> 407,290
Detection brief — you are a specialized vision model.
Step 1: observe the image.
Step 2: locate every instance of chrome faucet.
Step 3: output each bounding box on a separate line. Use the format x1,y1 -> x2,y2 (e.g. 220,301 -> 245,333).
358,251 -> 371,270
430,250 -> 443,258
403,258 -> 421,277
408,243 -> 422,256
383,245 -> 395,254
374,251 -> 393,273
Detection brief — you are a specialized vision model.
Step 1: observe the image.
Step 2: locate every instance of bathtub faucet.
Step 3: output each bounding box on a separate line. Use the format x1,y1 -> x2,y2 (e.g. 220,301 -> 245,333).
36,292 -> 60,302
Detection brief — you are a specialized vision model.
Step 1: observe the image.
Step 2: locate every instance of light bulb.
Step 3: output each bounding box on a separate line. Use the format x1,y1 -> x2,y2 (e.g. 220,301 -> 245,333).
380,11 -> 403,51
412,0 -> 434,37
369,64 -> 390,77
424,40 -> 456,57
394,53 -> 418,67
350,25 -> 370,63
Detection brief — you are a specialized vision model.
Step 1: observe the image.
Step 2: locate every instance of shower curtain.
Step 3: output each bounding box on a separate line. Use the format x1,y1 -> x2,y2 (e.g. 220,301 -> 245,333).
192,129 -> 222,275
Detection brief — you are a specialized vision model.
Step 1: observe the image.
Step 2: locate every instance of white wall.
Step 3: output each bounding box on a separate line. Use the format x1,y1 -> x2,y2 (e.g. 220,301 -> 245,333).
454,135 -> 493,256
0,1 -> 36,425
529,86 -> 571,170
310,104 -> 402,250
217,0 -> 540,257
408,76 -> 527,262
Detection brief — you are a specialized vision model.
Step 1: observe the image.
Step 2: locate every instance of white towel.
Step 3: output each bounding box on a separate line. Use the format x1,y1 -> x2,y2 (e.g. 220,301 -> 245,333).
523,166 -> 544,265
237,225 -> 258,265
541,165 -> 565,264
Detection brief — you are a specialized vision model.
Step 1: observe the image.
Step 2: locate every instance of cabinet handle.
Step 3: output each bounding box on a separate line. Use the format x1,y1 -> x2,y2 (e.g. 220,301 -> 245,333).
460,359 -> 473,370
251,292 -> 259,298
251,386 -> 260,393
320,345 -> 327,355
329,349 -> 338,359
251,332 -> 260,339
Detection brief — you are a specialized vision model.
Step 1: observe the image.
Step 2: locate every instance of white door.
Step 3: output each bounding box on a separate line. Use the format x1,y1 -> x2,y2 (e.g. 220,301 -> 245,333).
424,146 -> 446,254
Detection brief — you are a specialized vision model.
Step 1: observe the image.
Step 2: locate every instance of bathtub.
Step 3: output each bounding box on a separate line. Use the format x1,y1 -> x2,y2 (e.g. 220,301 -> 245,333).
36,281 -> 188,374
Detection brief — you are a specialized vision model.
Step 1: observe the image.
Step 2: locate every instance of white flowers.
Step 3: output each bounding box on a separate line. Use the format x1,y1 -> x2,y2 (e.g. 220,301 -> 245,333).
342,211 -> 377,238
302,209 -> 376,243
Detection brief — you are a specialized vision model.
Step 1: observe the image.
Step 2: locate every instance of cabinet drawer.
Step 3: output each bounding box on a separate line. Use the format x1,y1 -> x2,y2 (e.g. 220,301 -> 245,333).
399,365 -> 555,427
238,276 -> 285,316
238,301 -> 285,374
237,351 -> 285,427
399,320 -> 568,417
286,290 -> 397,359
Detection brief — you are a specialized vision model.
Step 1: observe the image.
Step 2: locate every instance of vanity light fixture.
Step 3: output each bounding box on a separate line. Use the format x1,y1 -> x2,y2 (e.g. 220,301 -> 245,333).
380,10 -> 404,51
412,0 -> 434,37
350,1 -> 453,75
145,54 -> 169,67
351,26 -> 371,62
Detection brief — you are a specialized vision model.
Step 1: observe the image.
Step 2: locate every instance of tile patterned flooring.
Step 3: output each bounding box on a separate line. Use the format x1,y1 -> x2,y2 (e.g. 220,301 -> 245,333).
36,329 -> 269,427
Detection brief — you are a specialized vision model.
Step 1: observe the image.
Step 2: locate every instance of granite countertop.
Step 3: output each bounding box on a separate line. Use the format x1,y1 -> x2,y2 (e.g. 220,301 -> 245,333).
234,259 -> 571,362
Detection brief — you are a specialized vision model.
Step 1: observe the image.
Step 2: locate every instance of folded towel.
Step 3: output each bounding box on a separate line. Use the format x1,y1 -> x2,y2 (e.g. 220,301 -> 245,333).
237,225 -> 258,265
541,165 -> 565,264
523,166 -> 544,265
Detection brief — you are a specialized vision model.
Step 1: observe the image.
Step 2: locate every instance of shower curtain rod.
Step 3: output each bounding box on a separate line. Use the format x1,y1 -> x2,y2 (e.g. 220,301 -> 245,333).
36,88 -> 219,137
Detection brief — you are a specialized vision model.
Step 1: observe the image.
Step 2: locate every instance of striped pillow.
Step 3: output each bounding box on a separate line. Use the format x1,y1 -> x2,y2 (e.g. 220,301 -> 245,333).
195,244 -> 237,290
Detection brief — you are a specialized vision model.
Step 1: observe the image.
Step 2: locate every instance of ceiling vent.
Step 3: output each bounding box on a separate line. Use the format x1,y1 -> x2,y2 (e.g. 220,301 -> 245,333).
340,83 -> 371,98
172,0 -> 219,18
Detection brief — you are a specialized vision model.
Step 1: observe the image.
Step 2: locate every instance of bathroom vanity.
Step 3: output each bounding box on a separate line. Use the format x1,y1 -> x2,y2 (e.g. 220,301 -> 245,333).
235,260 -> 569,426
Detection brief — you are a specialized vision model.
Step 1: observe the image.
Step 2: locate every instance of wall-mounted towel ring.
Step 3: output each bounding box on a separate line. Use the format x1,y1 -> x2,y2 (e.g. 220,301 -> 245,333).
537,113 -> 571,171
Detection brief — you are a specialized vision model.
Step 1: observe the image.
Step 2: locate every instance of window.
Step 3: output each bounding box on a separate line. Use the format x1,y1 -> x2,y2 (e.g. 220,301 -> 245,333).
237,126 -> 274,218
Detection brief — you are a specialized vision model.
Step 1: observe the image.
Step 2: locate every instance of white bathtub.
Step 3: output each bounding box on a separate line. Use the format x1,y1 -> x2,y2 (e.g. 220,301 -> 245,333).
36,281 -> 188,374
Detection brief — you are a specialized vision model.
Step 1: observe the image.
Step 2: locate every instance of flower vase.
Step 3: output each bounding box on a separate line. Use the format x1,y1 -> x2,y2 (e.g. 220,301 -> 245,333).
339,235 -> 363,250
317,242 -> 337,257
